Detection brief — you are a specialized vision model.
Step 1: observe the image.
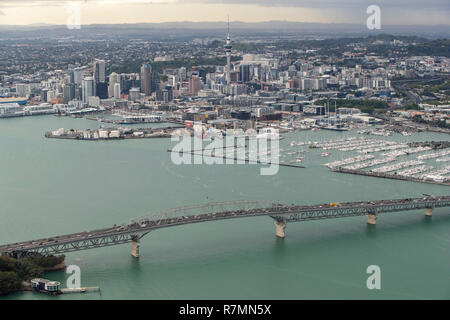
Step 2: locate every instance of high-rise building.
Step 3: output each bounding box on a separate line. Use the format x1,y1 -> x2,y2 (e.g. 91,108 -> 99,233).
140,64 -> 153,96
15,83 -> 26,97
239,64 -> 250,83
129,87 -> 141,102
63,84 -> 75,103
120,73 -> 140,94
108,72 -> 120,98
73,67 -> 84,85
95,82 -> 108,99
93,59 -> 106,84
82,77 -> 95,104
113,83 -> 121,99
155,88 -> 173,103
189,76 -> 201,95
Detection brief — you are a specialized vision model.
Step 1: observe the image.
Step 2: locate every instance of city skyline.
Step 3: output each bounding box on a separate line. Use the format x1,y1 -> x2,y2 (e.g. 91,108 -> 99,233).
0,0 -> 449,26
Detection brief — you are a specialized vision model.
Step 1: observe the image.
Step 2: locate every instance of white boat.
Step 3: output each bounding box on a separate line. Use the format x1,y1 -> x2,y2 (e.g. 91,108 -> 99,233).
256,128 -> 280,140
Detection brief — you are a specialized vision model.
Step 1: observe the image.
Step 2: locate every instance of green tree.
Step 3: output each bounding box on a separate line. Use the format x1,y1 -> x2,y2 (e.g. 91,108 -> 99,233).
0,272 -> 22,296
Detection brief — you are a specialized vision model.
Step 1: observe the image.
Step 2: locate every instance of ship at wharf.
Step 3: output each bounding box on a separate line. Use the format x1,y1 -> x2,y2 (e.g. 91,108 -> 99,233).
331,167 -> 450,186
45,126 -> 184,141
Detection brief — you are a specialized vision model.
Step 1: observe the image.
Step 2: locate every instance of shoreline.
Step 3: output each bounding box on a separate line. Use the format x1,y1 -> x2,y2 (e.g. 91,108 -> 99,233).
0,260 -> 66,297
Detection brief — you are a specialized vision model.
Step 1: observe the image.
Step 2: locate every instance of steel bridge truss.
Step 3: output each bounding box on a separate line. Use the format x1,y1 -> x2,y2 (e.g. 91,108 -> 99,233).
271,200 -> 450,222
11,232 -> 150,258
2,197 -> 450,257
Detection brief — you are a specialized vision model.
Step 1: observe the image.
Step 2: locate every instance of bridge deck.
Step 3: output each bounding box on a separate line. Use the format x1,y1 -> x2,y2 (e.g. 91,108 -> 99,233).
1,196 -> 450,256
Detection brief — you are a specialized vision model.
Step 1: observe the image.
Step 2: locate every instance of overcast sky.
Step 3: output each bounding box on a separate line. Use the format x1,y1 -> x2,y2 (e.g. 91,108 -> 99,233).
0,0 -> 449,25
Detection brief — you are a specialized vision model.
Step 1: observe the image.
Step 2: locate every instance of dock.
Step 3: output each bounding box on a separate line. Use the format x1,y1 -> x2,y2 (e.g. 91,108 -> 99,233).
167,148 -> 306,168
331,167 -> 450,186
60,287 -> 101,294
45,126 -> 183,141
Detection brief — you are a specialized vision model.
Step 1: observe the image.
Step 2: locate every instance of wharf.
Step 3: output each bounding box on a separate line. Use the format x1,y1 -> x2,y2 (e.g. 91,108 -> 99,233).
60,287 -> 101,294
167,148 -> 305,168
45,126 -> 183,141
84,115 -> 163,125
331,167 -> 450,186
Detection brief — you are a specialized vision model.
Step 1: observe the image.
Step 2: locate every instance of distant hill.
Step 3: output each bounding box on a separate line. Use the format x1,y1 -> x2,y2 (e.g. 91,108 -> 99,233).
0,21 -> 448,40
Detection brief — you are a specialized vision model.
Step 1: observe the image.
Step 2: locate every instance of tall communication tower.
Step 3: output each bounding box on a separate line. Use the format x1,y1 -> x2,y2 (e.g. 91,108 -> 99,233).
225,16 -> 232,85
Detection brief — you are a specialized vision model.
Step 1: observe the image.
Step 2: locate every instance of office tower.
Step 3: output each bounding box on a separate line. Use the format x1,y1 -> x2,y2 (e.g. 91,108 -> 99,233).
155,87 -> 173,103
41,88 -> 48,102
129,87 -> 141,102
95,82 -> 108,99
140,64 -> 153,96
189,76 -> 201,95
15,83 -> 26,97
120,74 -> 140,94
73,67 -> 84,85
108,72 -> 120,98
178,67 -> 187,81
82,77 -> 95,104
240,64 -> 250,83
93,59 -> 106,84
63,83 -> 75,103
113,83 -> 121,99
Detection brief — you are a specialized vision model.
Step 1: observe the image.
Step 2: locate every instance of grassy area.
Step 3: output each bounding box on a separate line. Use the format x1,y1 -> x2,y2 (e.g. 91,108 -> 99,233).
108,56 -> 241,75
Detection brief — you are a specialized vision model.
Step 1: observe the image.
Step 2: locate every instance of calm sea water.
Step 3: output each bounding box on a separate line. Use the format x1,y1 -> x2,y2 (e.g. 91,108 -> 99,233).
1,116 -> 449,300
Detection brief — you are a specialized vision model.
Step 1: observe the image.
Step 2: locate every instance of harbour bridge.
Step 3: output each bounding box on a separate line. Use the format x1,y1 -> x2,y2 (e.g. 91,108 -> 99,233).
1,196 -> 450,258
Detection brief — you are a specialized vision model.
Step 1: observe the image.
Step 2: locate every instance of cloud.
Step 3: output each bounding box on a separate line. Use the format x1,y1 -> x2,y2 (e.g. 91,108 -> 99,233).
186,0 -> 450,9
0,0 -> 448,8
0,0 -> 448,25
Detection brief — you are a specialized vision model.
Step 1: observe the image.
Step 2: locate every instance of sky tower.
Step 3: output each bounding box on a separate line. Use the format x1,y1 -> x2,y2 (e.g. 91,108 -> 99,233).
225,16 -> 232,85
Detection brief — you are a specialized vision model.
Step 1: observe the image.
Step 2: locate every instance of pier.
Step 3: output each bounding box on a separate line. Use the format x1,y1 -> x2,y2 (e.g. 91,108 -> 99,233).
45,126 -> 184,141
60,287 -> 101,294
167,148 -> 306,169
331,167 -> 450,186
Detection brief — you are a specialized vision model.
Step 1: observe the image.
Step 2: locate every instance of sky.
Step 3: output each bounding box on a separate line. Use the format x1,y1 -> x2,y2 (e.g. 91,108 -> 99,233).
0,0 -> 449,26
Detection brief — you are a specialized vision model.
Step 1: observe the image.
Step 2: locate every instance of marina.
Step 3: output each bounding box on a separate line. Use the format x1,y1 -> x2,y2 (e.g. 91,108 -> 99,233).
305,135 -> 450,184
331,167 -> 450,186
371,160 -> 425,173
1,115 -> 450,300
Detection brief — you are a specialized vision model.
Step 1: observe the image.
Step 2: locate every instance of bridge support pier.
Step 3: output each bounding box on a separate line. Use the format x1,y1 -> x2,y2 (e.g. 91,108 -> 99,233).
274,220 -> 287,238
425,208 -> 433,217
366,213 -> 377,225
131,240 -> 140,258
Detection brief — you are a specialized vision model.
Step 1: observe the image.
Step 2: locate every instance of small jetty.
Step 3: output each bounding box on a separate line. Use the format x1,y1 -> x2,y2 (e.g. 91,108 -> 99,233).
60,287 -> 101,294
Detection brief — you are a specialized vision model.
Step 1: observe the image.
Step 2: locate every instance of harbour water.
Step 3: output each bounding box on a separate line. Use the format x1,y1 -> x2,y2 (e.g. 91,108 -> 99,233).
1,115 -> 450,300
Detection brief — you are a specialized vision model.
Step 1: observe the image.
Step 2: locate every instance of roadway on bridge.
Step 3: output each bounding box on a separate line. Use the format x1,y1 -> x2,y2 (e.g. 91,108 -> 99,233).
1,196 -> 450,255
